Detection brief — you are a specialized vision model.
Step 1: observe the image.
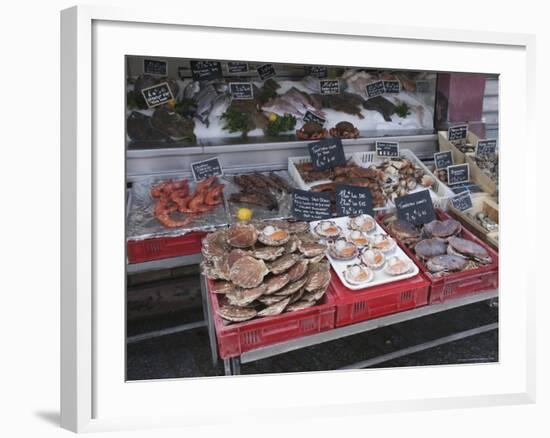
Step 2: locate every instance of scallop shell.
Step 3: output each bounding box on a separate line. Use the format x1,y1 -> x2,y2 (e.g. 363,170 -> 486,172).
257,296 -> 291,317
258,226 -> 291,246
314,221 -> 342,238
347,230 -> 370,247
371,234 -> 396,253
229,256 -> 269,288
263,273 -> 291,295
360,248 -> 386,269
349,214 -> 376,233
384,256 -> 413,276
328,239 -> 358,261
217,305 -> 257,322
344,264 -> 374,285
227,224 -> 258,248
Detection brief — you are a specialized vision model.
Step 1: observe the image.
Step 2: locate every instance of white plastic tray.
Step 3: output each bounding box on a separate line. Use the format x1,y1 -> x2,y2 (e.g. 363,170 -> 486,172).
309,216 -> 419,290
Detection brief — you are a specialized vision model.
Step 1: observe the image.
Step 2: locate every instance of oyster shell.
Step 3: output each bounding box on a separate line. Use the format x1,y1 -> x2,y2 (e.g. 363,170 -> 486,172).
268,254 -> 299,274
226,285 -> 267,307
360,248 -> 385,269
229,256 -> 268,288
287,259 -> 309,282
263,273 -> 291,295
257,296 -> 291,317
349,214 -> 376,233
314,220 -> 342,238
217,305 -> 257,322
227,223 -> 258,248
347,230 -> 370,247
371,234 -> 396,253
250,245 -> 285,261
328,239 -> 358,261
384,256 -> 413,276
258,225 -> 291,246
297,240 -> 327,257
344,264 -> 373,285
414,238 -> 447,260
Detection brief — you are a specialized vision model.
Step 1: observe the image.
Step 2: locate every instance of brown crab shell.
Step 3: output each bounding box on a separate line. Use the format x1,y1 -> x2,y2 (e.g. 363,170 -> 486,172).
227,223 -> 258,248
258,228 -> 291,246
426,254 -> 467,273
217,305 -> 257,322
267,254 -> 299,275
257,296 -> 291,317
447,237 -> 492,264
229,256 -> 268,288
263,273 -> 291,295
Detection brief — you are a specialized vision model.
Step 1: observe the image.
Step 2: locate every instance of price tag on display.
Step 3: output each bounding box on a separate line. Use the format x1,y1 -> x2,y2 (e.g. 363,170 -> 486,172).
191,157 -> 223,182
319,80 -> 340,95
476,139 -> 497,155
365,80 -> 385,99
190,60 -> 223,81
336,185 -> 374,217
383,80 -> 401,94
447,163 -> 470,185
448,124 -> 468,142
143,59 -> 167,76
141,82 -> 174,108
292,189 -> 332,221
303,111 -> 326,126
416,80 -> 432,93
308,137 -> 346,171
257,63 -> 276,80
227,61 -> 249,74
434,151 -> 453,169
229,82 -> 254,100
451,190 -> 473,212
306,65 -> 328,78
395,190 -> 436,225
376,141 -> 400,158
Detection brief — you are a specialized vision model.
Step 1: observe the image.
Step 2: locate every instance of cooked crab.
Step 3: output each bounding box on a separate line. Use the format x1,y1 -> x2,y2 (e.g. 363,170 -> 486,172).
414,238 -> 447,260
426,254 -> 467,273
258,225 -> 291,246
328,239 -> 358,260
371,234 -> 396,253
344,264 -> 373,285
384,256 -> 413,276
314,220 -> 342,239
349,214 -> 376,233
347,230 -> 370,247
423,219 -> 462,240
360,248 -> 385,269
388,219 -> 421,246
329,121 -> 360,139
447,237 -> 492,264
296,121 -> 328,140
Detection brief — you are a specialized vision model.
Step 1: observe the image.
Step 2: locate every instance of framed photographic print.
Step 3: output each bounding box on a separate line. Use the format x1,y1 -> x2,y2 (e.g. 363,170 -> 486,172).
61,5 -> 535,433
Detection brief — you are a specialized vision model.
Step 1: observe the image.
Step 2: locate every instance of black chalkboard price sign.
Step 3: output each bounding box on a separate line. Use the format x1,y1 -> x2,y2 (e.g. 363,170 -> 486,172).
395,189 -> 436,225
434,151 -> 453,169
451,190 -> 473,212
447,163 -> 470,185
319,80 -> 340,95
306,65 -> 328,78
303,111 -> 326,126
376,141 -> 400,158
227,61 -> 249,74
257,64 -> 276,80
190,60 -> 223,81
448,124 -> 468,142
416,80 -> 431,93
308,137 -> 346,171
229,82 -> 254,100
191,157 -> 223,182
476,139 -> 497,156
143,59 -> 167,76
336,185 -> 374,217
365,80 -> 385,99
292,189 -> 332,221
383,80 -> 401,94
141,82 -> 175,108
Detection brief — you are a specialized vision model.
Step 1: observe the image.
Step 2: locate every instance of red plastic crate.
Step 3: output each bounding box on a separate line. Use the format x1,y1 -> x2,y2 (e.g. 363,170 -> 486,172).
127,231 -> 207,264
329,270 -> 430,327
208,278 -> 336,359
379,209 -> 499,304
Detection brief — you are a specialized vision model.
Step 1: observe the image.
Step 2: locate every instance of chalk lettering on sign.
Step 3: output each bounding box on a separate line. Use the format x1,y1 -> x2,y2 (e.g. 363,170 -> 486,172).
365,80 -> 385,99
434,151 -> 453,169
319,80 -> 340,95
447,163 -> 470,185
292,189 -> 332,221
395,189 -> 436,225
383,80 -> 401,94
141,82 -> 174,108
191,157 -> 223,182
376,141 -> 400,158
416,80 -> 432,93
227,61 -> 249,74
306,66 -> 328,78
335,185 -> 374,217
448,124 -> 468,142
257,64 -> 276,80
229,82 -> 254,100
451,190 -> 473,212
143,59 -> 167,76
476,139 -> 497,156
303,111 -> 326,126
308,137 -> 346,171
190,60 -> 223,81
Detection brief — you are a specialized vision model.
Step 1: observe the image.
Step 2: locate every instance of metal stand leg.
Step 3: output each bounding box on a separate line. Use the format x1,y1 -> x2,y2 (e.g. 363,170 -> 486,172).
200,274 -> 218,366
230,357 -> 241,375
223,359 -> 232,376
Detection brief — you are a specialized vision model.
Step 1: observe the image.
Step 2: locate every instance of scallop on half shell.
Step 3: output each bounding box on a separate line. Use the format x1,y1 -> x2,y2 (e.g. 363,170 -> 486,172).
347,230 -> 370,247
384,256 -> 413,276
314,220 -> 342,239
328,239 -> 358,261
258,225 -> 291,246
360,248 -> 385,269
371,234 -> 396,253
344,264 -> 374,285
349,214 -> 376,233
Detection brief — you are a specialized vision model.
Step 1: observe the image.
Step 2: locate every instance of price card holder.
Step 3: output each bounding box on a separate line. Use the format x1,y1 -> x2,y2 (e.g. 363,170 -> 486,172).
229,82 -> 254,100
143,59 -> 167,76
227,62 -> 249,74
335,185 -> 374,217
434,151 -> 453,169
191,157 -> 223,182
447,163 -> 470,185
303,111 -> 326,126
257,64 -> 276,80
306,66 -> 328,78
365,80 -> 385,99
383,80 -> 401,94
319,80 -> 340,95
308,137 -> 346,171
450,190 -> 473,212
448,124 -> 468,142
376,141 -> 400,158
292,190 -> 332,221
141,82 -> 174,108
190,60 -> 223,81
476,139 -> 497,155
395,190 -> 436,225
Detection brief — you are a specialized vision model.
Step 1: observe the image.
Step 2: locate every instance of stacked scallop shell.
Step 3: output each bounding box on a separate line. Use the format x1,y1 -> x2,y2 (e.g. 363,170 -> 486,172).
201,220 -> 331,323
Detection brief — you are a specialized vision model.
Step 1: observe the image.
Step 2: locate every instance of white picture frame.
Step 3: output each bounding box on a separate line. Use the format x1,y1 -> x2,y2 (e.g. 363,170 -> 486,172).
60,5 -> 536,433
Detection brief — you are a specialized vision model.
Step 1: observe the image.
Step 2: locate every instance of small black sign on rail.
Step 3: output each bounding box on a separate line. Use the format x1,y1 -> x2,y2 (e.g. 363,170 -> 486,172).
306,65 -> 328,78
383,80 -> 401,94
319,80 -> 340,95
191,157 -> 223,182
229,82 -> 254,100
365,80 -> 385,99
141,82 -> 174,108
476,139 -> 497,156
143,59 -> 167,76
190,60 -> 223,82
434,151 -> 453,169
227,61 -> 249,74
451,190 -> 473,212
292,189 -> 332,221
395,189 -> 436,225
303,111 -> 326,126
376,141 -> 400,158
447,163 -> 470,185
448,124 -> 468,142
416,80 -> 432,93
308,137 -> 346,171
257,63 -> 276,80
336,185 -> 374,217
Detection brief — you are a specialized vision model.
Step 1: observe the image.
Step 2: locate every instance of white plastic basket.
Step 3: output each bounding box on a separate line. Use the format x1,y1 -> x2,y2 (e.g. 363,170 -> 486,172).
287,153 -> 355,191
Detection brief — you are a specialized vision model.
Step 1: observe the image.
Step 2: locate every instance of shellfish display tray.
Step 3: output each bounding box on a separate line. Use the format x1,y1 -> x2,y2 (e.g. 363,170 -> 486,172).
207,278 -> 336,359
328,270 -> 430,327
126,174 -> 230,242
309,216 -> 419,291
380,209 -> 499,304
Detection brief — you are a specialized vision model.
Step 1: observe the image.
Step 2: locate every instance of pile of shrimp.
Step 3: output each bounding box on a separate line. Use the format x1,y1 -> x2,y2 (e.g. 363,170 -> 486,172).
150,176 -> 225,228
